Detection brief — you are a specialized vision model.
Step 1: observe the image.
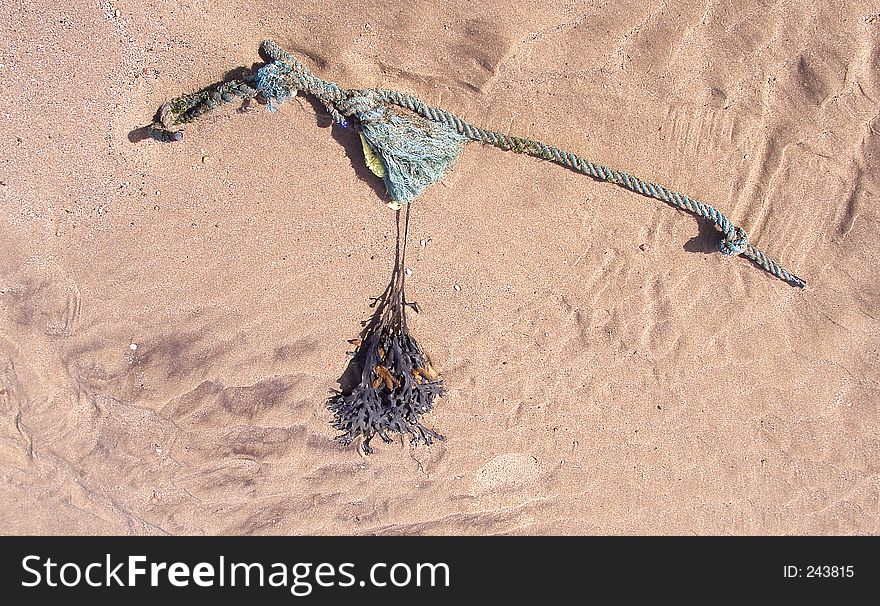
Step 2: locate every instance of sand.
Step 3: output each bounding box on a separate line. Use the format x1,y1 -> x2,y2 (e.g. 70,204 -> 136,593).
0,0 -> 877,535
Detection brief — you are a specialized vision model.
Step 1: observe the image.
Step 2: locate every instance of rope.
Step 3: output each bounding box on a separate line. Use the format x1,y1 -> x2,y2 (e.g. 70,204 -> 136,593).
152,39 -> 807,288
152,79 -> 258,131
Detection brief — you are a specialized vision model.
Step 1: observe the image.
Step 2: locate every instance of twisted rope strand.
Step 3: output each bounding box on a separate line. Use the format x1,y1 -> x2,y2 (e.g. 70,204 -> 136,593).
152,40 -> 807,288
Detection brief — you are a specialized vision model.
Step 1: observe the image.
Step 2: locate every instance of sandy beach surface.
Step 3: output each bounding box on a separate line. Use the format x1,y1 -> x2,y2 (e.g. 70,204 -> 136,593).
0,0 -> 878,535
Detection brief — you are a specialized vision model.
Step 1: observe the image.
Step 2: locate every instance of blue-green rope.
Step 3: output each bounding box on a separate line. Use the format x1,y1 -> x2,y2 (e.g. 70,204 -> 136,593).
153,39 -> 806,288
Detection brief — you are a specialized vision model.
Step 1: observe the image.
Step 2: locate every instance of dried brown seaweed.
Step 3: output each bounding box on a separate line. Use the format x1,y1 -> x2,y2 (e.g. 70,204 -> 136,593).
328,207 -> 443,454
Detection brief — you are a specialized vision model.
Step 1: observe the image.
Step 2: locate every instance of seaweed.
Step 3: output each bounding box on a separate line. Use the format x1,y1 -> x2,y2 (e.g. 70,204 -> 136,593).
328,206 -> 444,454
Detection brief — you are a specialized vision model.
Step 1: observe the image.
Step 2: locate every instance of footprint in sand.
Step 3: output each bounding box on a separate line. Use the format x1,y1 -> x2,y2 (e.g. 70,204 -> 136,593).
471,452 -> 543,496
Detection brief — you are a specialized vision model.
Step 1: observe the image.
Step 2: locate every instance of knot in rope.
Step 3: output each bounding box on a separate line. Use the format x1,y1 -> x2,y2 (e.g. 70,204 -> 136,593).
719,225 -> 749,257
336,92 -> 385,124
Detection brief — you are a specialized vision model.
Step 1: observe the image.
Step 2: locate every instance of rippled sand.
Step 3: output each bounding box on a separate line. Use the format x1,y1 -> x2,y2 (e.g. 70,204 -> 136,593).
0,1 -> 877,534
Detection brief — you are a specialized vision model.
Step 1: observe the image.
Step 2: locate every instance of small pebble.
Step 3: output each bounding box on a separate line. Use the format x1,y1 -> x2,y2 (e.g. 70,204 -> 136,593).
129,343 -> 138,351
201,155 -> 210,164
453,284 -> 461,292
114,8 -> 121,17
639,243 -> 648,251
404,267 -> 412,277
